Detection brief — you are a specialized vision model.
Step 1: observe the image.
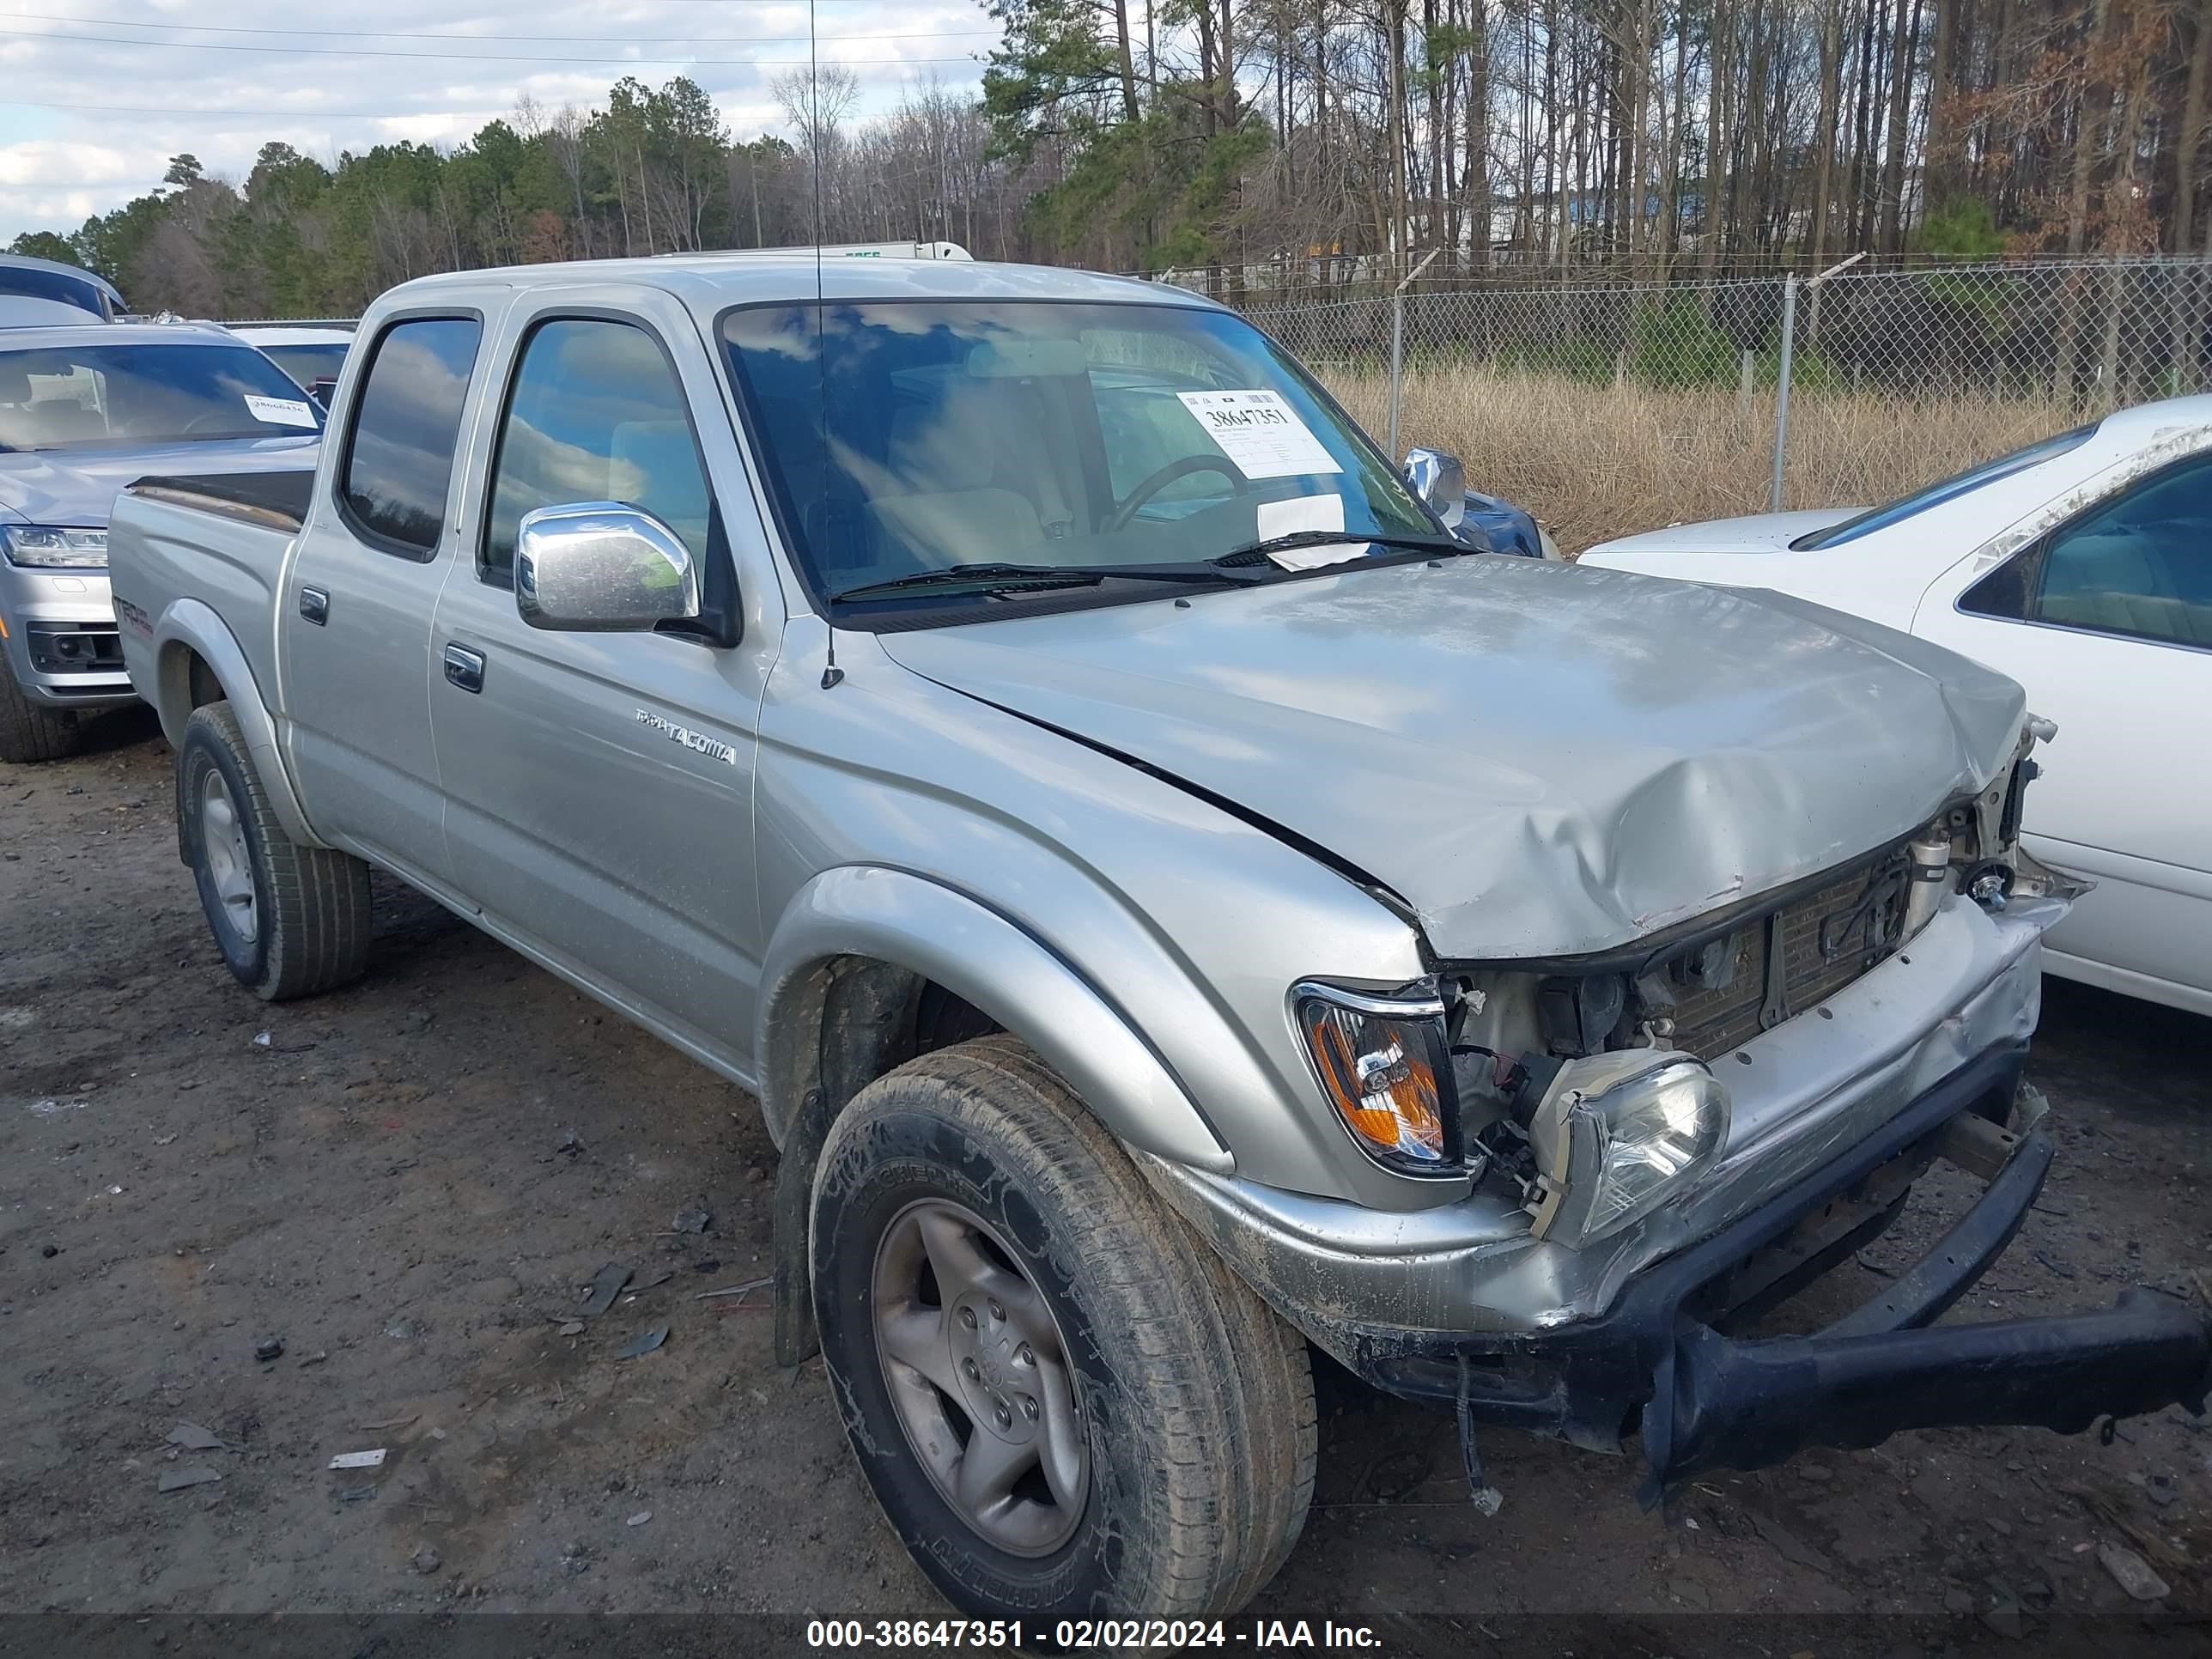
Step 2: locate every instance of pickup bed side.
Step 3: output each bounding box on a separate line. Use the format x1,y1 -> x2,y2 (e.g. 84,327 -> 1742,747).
111,474 -> 322,848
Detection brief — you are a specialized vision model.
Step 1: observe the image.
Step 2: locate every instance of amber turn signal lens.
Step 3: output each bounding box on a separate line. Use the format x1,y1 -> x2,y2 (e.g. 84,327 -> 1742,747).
1296,989 -> 1454,1170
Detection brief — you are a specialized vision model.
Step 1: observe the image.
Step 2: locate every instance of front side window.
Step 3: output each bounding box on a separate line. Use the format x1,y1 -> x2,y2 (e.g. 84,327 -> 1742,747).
340,317 -> 481,558
482,318 -> 713,582
720,300 -> 1437,618
2032,454 -> 2212,647
0,343 -> 322,453
1795,423 -> 2098,550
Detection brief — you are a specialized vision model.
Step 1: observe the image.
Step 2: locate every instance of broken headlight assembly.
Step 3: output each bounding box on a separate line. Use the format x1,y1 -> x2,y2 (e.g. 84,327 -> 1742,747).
1293,981 -> 1462,1176
1525,1049 -> 1729,1247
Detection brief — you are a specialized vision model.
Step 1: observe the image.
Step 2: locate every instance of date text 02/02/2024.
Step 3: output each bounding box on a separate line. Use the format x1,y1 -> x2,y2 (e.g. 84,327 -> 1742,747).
804,1619 -> 1382,1650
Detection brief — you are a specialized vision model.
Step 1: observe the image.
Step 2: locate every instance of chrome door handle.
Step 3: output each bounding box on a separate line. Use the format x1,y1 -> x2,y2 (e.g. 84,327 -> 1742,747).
298,586 -> 329,625
441,642 -> 485,694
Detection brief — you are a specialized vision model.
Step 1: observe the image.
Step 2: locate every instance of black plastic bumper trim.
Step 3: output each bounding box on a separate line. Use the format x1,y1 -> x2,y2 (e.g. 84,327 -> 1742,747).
1818,1125 -> 2051,1338
1352,1042 -> 2212,1497
1657,1287 -> 2210,1487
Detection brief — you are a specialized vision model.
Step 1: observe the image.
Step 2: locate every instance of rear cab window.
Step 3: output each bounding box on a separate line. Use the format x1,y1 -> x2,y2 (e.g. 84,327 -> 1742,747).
338,317 -> 483,560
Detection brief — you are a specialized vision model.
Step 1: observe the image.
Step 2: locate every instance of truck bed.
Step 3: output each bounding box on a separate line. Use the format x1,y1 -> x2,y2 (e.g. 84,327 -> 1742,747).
109,470 -> 313,727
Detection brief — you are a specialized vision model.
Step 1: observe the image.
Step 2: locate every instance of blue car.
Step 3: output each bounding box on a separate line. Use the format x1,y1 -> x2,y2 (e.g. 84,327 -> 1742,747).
1457,486 -> 1559,559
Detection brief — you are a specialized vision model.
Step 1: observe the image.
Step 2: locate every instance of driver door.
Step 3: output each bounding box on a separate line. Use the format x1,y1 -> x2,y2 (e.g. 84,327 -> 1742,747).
428,290 -> 785,1070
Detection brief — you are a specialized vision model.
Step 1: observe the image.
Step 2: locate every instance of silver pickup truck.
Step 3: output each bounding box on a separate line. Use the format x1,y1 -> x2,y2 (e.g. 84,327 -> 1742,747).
109,254 -> 2209,1624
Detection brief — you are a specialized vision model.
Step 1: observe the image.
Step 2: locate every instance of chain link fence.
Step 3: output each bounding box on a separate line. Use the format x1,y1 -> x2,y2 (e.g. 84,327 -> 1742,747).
218,259 -> 2212,549
1192,257 -> 2212,547
1240,258 -> 2212,406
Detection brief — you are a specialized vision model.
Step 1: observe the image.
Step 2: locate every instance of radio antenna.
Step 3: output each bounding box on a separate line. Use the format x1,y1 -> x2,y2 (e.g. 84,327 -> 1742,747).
811,0 -> 842,689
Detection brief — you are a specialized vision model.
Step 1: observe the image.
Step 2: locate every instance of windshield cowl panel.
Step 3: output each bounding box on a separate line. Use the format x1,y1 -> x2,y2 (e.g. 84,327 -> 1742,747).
0,342 -> 325,454
720,298 -> 1439,627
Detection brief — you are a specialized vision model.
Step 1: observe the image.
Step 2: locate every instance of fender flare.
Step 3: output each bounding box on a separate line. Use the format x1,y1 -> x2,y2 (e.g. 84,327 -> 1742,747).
756,865 -> 1231,1174
151,599 -> 325,848
757,866 -> 1234,1365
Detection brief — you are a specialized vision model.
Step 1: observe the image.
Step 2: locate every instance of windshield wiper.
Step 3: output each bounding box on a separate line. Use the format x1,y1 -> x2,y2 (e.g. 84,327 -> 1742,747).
831,561 -> 1260,604
1208,529 -> 1468,568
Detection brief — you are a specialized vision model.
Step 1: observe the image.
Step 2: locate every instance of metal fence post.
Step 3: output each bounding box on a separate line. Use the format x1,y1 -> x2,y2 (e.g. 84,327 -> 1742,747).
1769,273 -> 1798,513
1389,297 -> 1405,460
1389,247 -> 1442,460
1769,252 -> 1867,512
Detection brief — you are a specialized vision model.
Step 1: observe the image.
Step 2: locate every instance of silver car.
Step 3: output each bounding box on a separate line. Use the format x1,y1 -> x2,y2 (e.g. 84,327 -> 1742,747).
107,254 -> 2212,1624
0,321 -> 320,761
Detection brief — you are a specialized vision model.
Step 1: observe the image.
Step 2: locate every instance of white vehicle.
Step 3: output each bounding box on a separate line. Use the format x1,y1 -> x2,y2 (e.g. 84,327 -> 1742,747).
1581,396 -> 2212,1014
226,323 -> 355,405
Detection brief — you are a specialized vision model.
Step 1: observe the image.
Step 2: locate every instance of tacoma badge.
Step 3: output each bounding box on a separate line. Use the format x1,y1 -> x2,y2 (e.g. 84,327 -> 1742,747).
635,708 -> 738,767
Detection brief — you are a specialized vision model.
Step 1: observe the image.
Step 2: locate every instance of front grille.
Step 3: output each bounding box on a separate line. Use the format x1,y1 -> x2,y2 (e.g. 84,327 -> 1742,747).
1655,852 -> 1911,1060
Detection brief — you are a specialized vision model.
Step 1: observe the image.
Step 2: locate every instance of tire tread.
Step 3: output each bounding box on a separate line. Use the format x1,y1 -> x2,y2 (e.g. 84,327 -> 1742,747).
182,701 -> 373,1000
0,675 -> 82,764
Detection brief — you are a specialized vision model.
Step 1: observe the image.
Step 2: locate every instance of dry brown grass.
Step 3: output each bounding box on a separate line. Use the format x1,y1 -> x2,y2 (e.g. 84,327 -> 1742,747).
1317,366 -> 2070,554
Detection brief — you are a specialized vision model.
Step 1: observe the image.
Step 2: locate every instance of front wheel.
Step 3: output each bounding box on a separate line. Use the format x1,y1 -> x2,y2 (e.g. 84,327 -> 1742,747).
177,701 -> 374,1000
811,1036 -> 1315,1622
0,673 -> 82,764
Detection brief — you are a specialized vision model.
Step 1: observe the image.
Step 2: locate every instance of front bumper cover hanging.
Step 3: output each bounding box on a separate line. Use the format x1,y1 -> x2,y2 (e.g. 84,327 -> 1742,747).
1355,1044 -> 2212,1497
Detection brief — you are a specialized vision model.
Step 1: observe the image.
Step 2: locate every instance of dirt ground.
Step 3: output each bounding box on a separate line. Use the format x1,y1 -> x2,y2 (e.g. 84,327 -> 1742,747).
3,708 -> 2209,1652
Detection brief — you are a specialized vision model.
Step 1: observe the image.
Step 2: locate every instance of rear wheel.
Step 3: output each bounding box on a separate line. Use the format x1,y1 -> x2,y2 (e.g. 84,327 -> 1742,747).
0,675 -> 82,764
177,701 -> 374,1000
811,1036 -> 1315,1622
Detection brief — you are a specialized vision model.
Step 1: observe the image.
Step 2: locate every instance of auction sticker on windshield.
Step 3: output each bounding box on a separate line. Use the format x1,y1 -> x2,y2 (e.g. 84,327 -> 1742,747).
244,394 -> 318,428
1176,389 -> 1340,478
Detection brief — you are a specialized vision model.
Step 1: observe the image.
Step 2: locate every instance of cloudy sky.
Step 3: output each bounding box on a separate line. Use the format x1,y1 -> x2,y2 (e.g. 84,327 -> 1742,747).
0,1 -> 1000,242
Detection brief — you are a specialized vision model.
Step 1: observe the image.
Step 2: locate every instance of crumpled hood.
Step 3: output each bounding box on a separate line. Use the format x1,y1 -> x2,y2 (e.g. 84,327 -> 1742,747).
1581,508 -> 1856,562
879,555 -> 2027,960
0,435 -> 318,526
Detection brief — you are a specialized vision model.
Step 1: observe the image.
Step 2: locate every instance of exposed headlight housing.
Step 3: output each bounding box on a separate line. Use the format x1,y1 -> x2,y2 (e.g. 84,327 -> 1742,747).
1292,981 -> 1461,1176
1525,1049 -> 1728,1247
1,525 -> 108,568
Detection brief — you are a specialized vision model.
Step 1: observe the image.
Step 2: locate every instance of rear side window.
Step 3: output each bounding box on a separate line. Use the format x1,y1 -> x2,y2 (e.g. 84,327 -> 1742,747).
340,317 -> 481,559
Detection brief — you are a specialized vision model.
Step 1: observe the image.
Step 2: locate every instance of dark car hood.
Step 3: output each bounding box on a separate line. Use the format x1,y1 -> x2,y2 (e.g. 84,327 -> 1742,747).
879,554 -> 2027,959
0,435 -> 318,526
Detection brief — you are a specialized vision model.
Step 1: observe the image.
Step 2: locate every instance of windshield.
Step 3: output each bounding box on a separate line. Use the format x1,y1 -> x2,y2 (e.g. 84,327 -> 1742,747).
0,264 -> 112,319
720,300 -> 1437,612
0,342 -> 324,452
258,342 -> 349,392
1792,422 -> 2098,550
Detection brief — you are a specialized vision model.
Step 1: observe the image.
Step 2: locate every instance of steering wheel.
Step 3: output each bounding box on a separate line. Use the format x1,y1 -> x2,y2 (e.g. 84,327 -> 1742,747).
1104,456 -> 1247,533
179,411 -> 234,434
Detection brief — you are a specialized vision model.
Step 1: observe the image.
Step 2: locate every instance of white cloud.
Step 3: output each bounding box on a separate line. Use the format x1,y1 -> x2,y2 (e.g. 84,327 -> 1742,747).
0,140 -> 163,189
0,0 -> 995,241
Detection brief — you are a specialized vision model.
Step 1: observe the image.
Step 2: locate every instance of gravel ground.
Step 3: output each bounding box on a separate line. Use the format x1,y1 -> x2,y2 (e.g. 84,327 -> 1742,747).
3,708 -> 2207,1652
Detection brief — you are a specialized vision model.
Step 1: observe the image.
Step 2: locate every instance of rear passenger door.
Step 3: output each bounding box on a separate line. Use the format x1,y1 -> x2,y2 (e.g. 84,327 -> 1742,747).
428,293 -> 779,1070
1916,452 -> 2212,1005
281,313 -> 483,889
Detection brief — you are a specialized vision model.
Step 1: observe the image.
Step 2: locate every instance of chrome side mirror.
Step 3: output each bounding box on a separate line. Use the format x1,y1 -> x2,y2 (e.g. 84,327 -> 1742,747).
1404,447 -> 1468,529
515,501 -> 701,632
